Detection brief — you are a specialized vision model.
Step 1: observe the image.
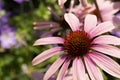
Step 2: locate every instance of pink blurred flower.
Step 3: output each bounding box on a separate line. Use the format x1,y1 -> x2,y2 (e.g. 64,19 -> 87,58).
94,0 -> 120,21
32,13 -> 120,80
69,0 -> 91,19
70,0 -> 120,22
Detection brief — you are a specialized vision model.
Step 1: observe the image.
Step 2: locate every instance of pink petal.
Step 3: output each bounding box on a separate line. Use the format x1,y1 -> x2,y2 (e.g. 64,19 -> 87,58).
112,2 -> 120,9
57,58 -> 71,80
89,52 -> 120,78
63,68 -> 72,80
100,1 -> 113,10
101,14 -> 113,21
33,37 -> 65,45
73,57 -> 86,80
86,73 -> 90,80
76,58 -> 86,80
44,55 -> 66,80
110,4 -> 120,13
101,7 -> 115,21
91,44 -> 120,58
84,55 -> 103,80
84,14 -> 97,33
92,35 -> 120,45
101,1 -> 120,13
64,13 -> 80,31
58,0 -> 67,7
33,21 -> 59,30
73,57 -> 78,80
96,0 -> 104,8
89,21 -> 115,38
32,47 -> 63,65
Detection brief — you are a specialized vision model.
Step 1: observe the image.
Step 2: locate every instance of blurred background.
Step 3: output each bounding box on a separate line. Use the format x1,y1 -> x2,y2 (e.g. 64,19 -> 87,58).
0,0 -> 120,80
0,0 -> 59,80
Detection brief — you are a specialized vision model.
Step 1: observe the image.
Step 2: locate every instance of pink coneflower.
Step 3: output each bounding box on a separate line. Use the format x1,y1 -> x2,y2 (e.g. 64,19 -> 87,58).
32,13 -> 120,80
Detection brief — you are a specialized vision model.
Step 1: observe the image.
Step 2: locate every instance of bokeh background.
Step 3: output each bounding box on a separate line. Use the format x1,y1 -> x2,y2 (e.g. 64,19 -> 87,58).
0,0 -> 120,80
0,0 -> 58,80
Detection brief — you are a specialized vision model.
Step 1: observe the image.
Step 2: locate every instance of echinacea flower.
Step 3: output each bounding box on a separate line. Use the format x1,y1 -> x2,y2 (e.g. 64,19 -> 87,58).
32,13 -> 120,80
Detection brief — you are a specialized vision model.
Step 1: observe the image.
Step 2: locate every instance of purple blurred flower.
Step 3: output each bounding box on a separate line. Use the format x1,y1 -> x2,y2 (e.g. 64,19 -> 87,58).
0,0 -> 17,49
0,25 -> 17,49
0,13 -> 9,25
110,28 -> 120,37
110,12 -> 120,37
14,0 -> 29,4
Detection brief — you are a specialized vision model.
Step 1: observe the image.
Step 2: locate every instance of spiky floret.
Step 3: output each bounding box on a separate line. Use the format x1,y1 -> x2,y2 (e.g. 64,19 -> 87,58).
64,30 -> 91,57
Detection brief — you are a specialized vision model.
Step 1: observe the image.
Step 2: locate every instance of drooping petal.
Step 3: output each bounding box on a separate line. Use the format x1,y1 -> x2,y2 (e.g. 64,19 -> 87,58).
57,58 -> 71,80
84,55 -> 103,80
32,47 -> 63,65
64,13 -> 80,31
43,55 -> 67,80
41,27 -> 62,37
73,57 -> 86,80
33,37 -> 65,45
89,21 -> 115,38
91,44 -> 120,58
84,14 -> 97,33
92,35 -> 120,45
89,52 -> 120,78
33,21 -> 59,30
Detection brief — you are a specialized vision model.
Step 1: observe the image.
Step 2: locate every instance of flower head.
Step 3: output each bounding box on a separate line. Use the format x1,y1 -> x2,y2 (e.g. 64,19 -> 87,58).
32,13 -> 120,80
